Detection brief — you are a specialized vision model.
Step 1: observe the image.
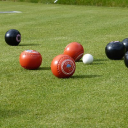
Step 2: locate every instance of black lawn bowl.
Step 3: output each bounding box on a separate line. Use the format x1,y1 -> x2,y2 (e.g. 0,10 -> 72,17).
5,29 -> 21,46
124,51 -> 128,68
122,38 -> 128,52
105,41 -> 126,60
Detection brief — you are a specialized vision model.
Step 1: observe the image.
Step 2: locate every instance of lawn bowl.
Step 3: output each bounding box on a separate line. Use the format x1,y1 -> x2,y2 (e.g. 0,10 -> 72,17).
5,29 -> 21,46
63,42 -> 84,61
124,51 -> 128,68
51,54 -> 76,78
19,50 -> 42,70
122,38 -> 128,52
105,41 -> 125,60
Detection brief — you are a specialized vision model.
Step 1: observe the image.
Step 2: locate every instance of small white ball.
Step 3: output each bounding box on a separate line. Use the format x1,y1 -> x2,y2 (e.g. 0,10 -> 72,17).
82,54 -> 93,64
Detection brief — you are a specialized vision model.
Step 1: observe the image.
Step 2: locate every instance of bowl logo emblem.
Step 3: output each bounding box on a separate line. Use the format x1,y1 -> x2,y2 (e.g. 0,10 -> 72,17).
61,59 -> 75,75
16,34 -> 21,42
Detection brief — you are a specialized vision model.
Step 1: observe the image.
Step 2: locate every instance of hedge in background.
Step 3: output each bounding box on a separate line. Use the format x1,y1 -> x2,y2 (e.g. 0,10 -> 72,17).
1,0 -> 128,7
56,0 -> 128,7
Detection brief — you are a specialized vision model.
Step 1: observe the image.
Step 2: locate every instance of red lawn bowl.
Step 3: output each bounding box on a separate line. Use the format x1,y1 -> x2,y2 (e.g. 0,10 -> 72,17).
51,54 -> 76,78
64,42 -> 84,61
19,50 -> 42,70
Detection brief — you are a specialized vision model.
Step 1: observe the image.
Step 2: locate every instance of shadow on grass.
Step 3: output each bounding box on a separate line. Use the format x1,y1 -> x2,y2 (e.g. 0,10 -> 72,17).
71,74 -> 102,79
19,43 -> 41,46
38,67 -> 51,70
94,59 -> 108,61
20,67 -> 51,70
76,60 -> 104,65
93,59 -> 108,65
76,60 -> 82,62
76,59 -> 108,64
0,109 -> 25,119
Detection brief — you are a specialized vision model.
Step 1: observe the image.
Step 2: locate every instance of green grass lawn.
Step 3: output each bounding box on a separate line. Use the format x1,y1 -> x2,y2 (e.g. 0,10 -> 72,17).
0,1 -> 128,128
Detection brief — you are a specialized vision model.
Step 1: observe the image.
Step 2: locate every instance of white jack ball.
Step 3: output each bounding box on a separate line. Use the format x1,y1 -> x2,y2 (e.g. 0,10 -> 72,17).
82,54 -> 93,64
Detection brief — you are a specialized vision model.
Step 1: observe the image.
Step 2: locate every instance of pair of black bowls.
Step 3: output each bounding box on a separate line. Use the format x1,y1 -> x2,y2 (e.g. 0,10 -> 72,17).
105,39 -> 128,67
